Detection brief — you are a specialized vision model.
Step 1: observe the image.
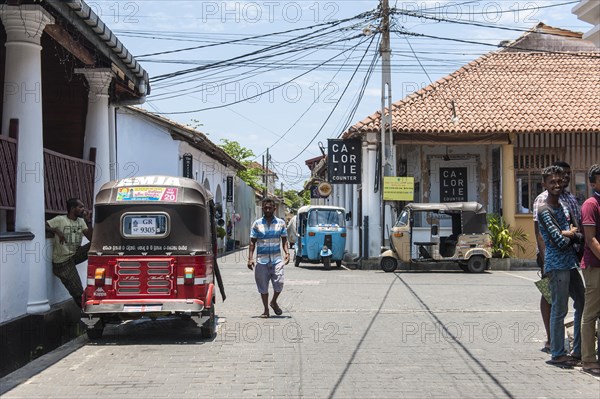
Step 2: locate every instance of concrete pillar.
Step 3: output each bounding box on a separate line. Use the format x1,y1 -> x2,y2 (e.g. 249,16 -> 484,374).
362,133 -> 381,258
345,184 -> 352,254
502,134 -> 516,226
75,68 -> 114,198
1,5 -> 55,314
108,105 -> 117,180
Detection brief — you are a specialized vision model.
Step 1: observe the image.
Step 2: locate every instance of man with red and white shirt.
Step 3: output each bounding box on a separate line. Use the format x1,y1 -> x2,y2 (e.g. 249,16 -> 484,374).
580,164 -> 600,377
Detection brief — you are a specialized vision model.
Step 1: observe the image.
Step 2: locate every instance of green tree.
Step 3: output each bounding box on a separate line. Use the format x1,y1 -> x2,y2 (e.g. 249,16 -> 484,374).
285,190 -> 309,213
219,139 -> 263,190
274,188 -> 309,213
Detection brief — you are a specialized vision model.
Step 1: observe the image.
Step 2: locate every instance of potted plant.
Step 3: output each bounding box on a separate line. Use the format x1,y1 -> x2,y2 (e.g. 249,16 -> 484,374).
487,213 -> 528,269
216,226 -> 226,252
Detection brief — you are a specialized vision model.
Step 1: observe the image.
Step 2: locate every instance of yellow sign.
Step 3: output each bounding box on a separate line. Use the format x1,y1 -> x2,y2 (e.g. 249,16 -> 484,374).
383,177 -> 414,201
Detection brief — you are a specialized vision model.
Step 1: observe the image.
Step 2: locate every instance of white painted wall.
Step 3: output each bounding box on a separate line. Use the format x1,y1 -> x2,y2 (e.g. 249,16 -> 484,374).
115,111 -> 180,178
0,241 -> 33,322
115,108 -> 249,253
573,0 -> 600,46
234,179 -> 257,247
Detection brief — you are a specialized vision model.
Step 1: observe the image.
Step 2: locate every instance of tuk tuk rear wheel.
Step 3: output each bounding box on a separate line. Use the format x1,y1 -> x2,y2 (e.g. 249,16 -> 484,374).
294,255 -> 301,267
86,326 -> 104,340
323,257 -> 331,270
467,256 -> 488,273
381,257 -> 398,273
201,305 -> 216,339
335,260 -> 342,267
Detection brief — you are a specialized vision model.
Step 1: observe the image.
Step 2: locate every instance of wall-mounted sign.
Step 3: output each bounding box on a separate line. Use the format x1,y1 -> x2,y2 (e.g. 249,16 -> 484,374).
327,139 -> 361,184
226,176 -> 234,202
310,185 -> 324,199
182,154 -> 193,178
440,167 -> 467,202
383,177 -> 414,201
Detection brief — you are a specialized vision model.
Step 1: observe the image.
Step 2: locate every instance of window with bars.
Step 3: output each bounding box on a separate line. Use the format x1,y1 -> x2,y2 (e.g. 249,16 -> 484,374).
514,149 -> 560,215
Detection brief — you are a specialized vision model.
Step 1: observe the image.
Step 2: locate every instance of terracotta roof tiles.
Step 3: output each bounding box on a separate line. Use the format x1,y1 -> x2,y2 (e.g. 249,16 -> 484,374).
345,51 -> 600,138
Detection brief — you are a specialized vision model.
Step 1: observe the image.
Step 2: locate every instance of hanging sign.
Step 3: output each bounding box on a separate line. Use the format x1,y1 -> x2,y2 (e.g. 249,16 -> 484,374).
327,139 -> 361,184
182,154 -> 193,178
383,177 -> 414,201
226,176 -> 234,202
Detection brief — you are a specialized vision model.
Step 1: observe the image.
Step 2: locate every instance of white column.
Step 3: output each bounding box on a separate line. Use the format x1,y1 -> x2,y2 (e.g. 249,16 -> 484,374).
108,105 -> 118,180
361,140 -> 370,258
352,183 -> 360,256
1,5 -> 54,314
366,134 -> 382,258
75,68 -> 114,198
361,133 -> 381,258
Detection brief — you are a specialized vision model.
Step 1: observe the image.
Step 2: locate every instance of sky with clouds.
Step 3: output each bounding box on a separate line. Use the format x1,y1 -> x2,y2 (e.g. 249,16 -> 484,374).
91,0 -> 592,189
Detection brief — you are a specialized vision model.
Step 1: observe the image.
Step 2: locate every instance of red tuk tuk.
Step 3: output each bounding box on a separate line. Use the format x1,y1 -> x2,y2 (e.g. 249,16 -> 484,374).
82,176 -> 225,339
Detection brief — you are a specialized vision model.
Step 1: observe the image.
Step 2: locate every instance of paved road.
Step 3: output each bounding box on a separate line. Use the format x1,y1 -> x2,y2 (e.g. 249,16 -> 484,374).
1,250 -> 599,398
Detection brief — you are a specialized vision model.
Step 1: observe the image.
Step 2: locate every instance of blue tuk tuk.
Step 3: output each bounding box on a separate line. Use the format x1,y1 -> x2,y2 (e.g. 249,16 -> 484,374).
293,205 -> 346,269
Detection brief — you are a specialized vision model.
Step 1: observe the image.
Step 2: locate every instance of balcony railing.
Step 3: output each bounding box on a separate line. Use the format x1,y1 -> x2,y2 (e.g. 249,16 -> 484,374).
0,120 -> 95,215
43,148 -> 95,213
0,134 -> 17,210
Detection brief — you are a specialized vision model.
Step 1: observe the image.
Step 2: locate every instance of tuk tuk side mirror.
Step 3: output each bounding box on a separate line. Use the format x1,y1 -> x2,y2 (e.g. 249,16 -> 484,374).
346,212 -> 352,221
431,224 -> 439,236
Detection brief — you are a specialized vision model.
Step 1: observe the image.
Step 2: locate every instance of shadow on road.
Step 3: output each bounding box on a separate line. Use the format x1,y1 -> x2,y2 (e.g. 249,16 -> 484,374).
87,316 -> 217,346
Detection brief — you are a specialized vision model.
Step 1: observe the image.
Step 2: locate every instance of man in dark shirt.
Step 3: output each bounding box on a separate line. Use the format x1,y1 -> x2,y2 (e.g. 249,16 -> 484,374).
580,164 -> 600,376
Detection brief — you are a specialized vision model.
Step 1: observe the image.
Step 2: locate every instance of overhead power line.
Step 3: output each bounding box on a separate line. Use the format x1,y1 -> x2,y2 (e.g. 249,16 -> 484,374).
150,10 -> 378,83
154,34 -> 369,115
392,29 -> 600,58
283,33 -> 379,163
134,13 -> 371,58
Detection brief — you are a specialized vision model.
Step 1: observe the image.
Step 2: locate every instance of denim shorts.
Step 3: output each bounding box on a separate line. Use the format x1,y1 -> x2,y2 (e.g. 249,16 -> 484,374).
254,261 -> 284,294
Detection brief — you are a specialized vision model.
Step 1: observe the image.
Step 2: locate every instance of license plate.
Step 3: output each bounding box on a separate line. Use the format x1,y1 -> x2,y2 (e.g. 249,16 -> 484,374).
123,305 -> 162,312
131,217 -> 157,235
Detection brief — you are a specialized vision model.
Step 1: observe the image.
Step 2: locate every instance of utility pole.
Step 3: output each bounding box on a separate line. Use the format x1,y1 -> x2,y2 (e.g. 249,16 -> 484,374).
380,0 -> 395,245
266,147 -> 270,196
262,153 -> 267,198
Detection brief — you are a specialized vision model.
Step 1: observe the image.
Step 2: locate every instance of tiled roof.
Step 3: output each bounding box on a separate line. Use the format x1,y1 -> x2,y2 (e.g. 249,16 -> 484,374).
344,51 -> 600,138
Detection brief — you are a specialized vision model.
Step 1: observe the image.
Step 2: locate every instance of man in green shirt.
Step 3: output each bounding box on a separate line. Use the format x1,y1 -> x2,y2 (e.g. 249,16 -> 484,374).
45,198 -> 93,308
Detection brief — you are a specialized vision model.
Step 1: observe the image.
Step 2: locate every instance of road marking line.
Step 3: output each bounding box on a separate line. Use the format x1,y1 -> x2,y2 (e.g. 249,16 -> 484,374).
498,271 -> 537,282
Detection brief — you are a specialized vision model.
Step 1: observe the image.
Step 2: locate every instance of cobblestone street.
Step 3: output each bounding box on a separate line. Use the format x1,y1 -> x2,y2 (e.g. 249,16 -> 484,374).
2,251 -> 599,398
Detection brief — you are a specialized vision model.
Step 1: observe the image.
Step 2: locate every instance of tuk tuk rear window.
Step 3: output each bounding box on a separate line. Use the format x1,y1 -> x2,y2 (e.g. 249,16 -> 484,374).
121,213 -> 169,238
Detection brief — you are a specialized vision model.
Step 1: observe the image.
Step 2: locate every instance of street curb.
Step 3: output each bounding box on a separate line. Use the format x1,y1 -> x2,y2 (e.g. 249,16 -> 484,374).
0,334 -> 88,396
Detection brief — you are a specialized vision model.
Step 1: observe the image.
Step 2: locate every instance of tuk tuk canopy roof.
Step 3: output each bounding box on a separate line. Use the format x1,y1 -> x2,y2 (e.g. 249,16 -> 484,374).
406,202 -> 486,214
405,202 -> 488,234
95,176 -> 213,205
91,176 -> 214,256
297,205 -> 346,214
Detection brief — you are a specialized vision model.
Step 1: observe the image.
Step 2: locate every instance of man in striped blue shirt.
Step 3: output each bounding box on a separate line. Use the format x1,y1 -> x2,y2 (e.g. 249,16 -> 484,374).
248,197 -> 289,318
